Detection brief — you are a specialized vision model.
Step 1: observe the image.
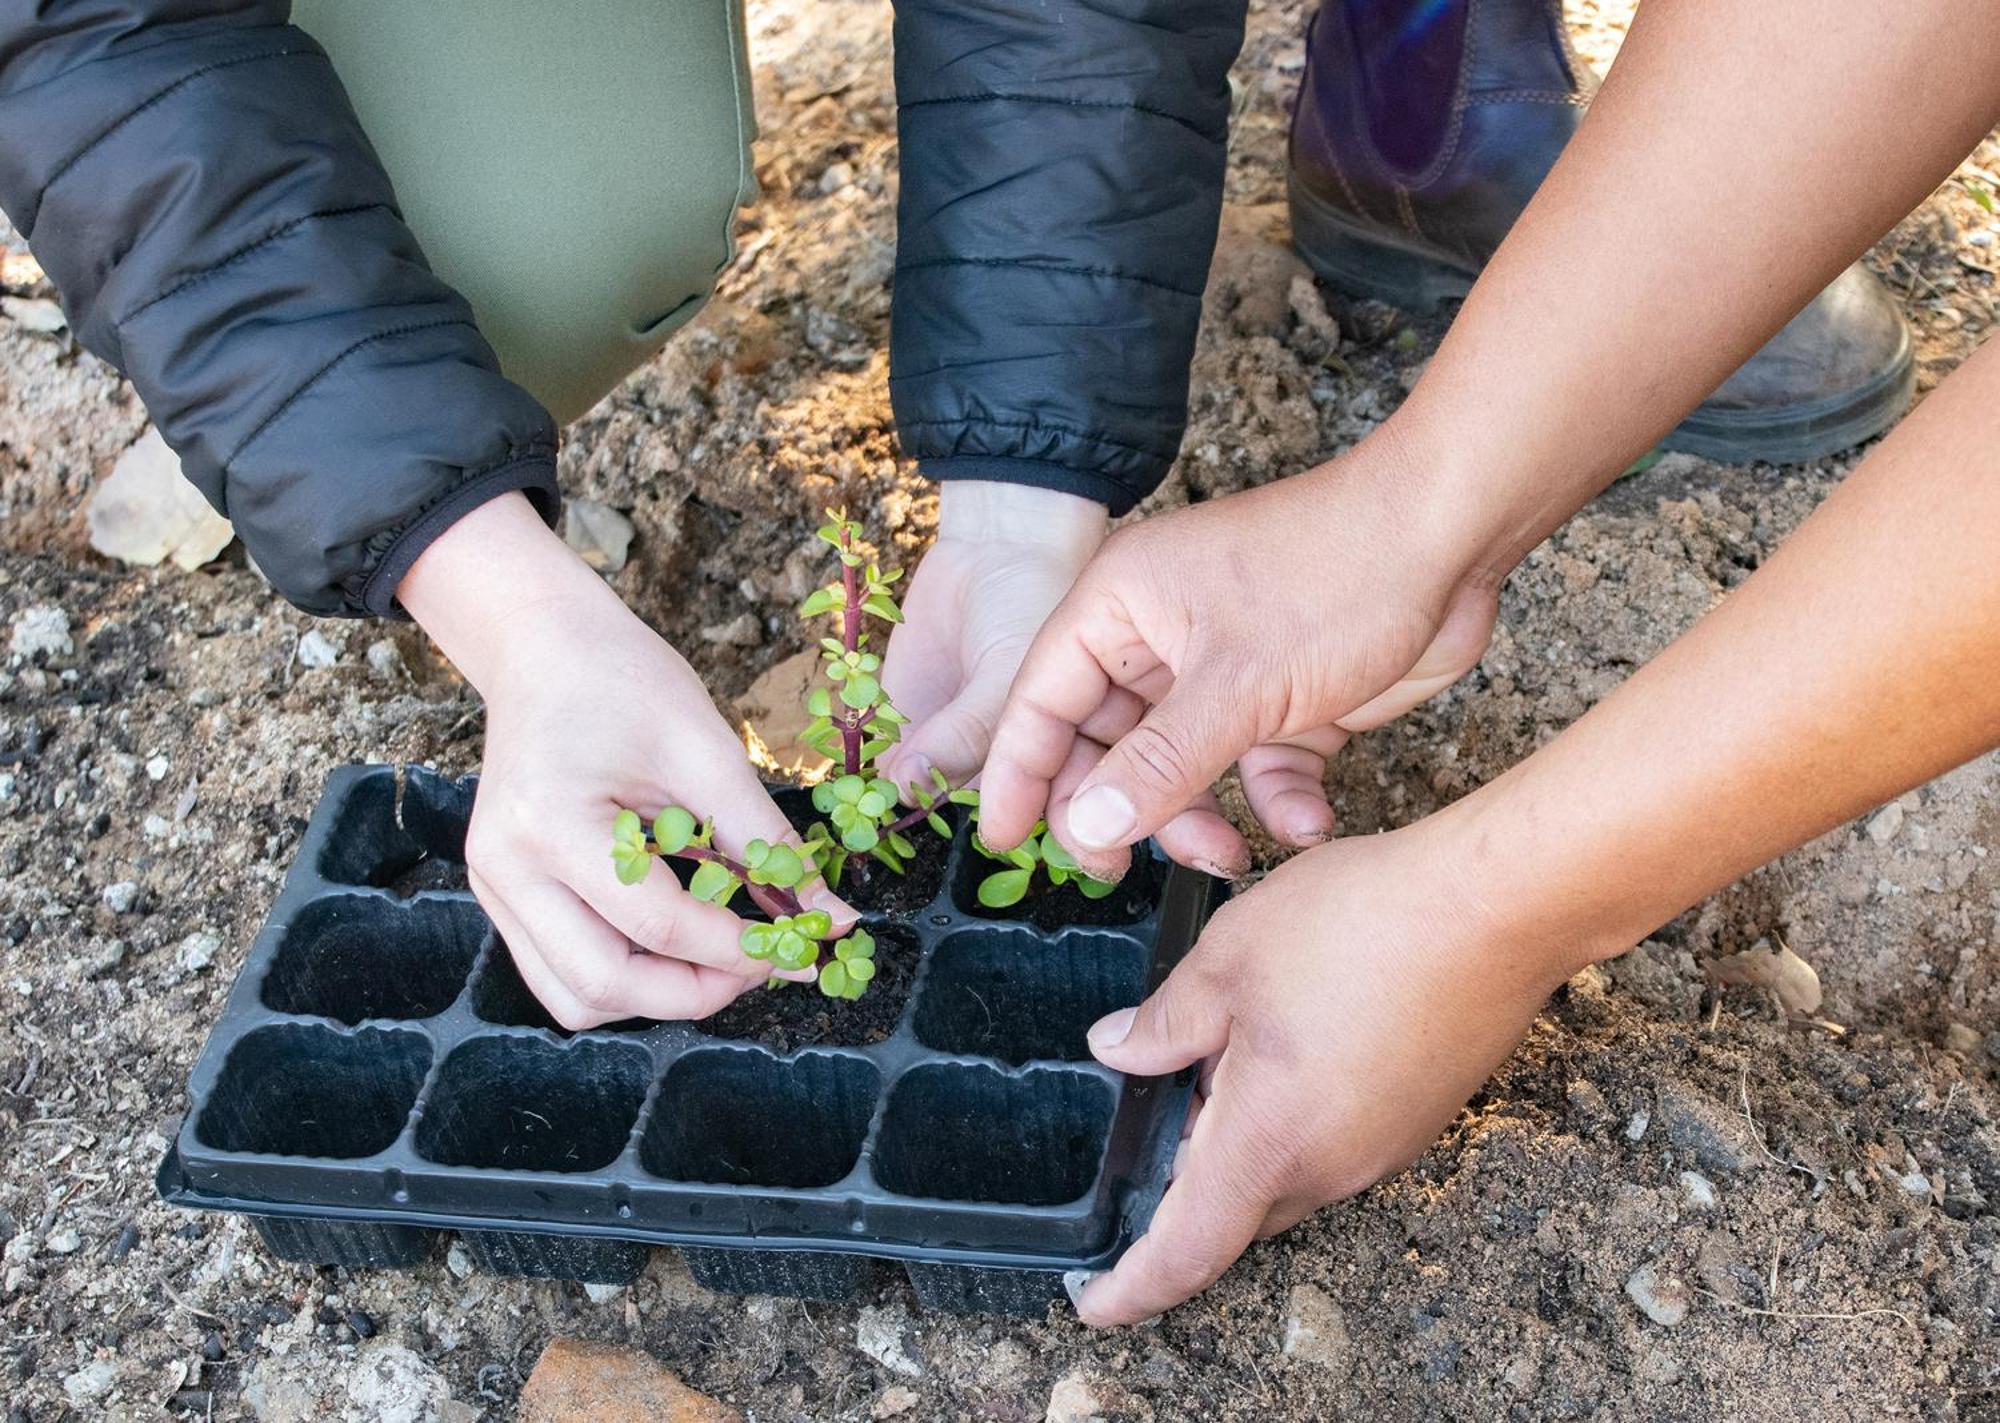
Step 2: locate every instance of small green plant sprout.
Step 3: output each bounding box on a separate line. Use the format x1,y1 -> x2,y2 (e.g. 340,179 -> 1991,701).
613,509 -> 1111,1000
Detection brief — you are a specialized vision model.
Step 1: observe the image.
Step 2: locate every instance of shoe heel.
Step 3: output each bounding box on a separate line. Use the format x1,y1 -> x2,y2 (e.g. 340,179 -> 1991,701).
1287,174 -> 1475,315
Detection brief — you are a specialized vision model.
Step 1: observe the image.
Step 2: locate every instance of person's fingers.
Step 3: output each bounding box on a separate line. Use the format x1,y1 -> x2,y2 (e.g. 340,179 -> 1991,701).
980,600 -> 1126,851
471,866 -> 595,1028
1043,732 -> 1130,885
1075,1090 -> 1271,1325
1256,1196 -> 1321,1240
880,644 -> 1013,791
1153,791 -> 1249,878
671,735 -> 853,926
1064,682 -> 1253,854
1237,729 -> 1345,847
500,871 -> 755,1026
569,845 -> 792,981
1086,943 -> 1233,1079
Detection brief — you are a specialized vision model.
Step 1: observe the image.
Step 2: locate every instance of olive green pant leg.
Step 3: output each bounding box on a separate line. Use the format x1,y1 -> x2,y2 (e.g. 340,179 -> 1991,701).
292,0 -> 758,425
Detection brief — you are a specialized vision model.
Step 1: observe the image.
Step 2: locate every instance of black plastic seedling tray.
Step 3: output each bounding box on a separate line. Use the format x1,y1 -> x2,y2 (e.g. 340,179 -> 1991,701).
157,765 -> 1220,1316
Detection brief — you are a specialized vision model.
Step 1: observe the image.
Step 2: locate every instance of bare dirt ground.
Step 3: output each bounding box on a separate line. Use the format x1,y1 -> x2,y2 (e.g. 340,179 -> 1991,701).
4,1 -> 1999,1418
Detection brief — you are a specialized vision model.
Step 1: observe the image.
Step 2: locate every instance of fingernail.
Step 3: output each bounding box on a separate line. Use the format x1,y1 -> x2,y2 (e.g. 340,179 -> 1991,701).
1068,786 -> 1137,850
776,967 -> 818,983
804,884 -> 854,925
1062,1269 -> 1098,1312
1088,1007 -> 1136,1052
1292,825 -> 1332,845
1193,858 -> 1248,881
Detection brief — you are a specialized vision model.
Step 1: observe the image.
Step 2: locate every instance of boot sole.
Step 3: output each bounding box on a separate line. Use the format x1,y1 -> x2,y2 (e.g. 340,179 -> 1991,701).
1287,172 -> 1917,464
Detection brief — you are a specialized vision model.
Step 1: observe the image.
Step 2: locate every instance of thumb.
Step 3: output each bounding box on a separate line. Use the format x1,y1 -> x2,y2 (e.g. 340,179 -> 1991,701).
1088,958 -> 1230,1078
1062,683 -> 1246,854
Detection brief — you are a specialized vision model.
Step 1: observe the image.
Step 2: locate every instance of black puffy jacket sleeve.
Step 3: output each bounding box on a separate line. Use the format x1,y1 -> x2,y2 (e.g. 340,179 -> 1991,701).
889,0 -> 1246,515
0,1 -> 559,617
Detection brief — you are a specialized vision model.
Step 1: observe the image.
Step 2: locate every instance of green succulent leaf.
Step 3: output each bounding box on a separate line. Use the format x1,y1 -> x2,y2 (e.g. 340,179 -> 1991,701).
818,961 -> 851,998
838,673 -> 880,710
888,832 -> 916,859
862,594 -> 903,624
860,738 -> 894,760
855,788 -> 891,819
740,923 -> 777,959
794,909 -> 833,939
811,781 -> 839,813
947,788 -> 982,806
977,868 -> 1032,908
836,930 -> 876,961
1007,844 -> 1037,872
831,775 -> 866,804
846,956 -> 876,984
926,812 -> 952,838
648,806 -> 695,855
612,840 -> 651,886
1039,835 -> 1081,873
1077,875 -> 1117,900
870,841 -> 904,872
841,821 -> 880,853
799,586 -> 843,618
807,687 -> 832,717
688,859 -> 740,906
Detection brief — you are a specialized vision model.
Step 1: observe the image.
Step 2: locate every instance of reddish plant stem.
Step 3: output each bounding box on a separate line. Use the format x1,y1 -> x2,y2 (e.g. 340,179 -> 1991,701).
885,803 -> 939,837
839,530 -> 864,776
655,842 -> 800,920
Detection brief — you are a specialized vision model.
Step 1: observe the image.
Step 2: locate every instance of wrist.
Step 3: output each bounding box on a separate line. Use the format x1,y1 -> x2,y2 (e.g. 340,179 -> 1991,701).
398,491 -> 627,695
936,480 -> 1106,558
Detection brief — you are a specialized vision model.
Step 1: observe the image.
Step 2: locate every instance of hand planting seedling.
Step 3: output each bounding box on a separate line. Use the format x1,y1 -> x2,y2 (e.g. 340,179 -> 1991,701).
613,510 -> 1111,997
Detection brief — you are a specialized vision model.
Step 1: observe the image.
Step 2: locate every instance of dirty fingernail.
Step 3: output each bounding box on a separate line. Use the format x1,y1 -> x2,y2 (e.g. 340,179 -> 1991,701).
1089,1007 -> 1136,1052
1193,858 -> 1247,881
1062,1270 -> 1099,1311
1068,786 -> 1137,849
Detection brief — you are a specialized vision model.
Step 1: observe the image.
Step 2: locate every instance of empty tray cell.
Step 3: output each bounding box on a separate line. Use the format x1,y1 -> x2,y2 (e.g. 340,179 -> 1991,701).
262,895 -> 485,1025
874,1064 -> 1115,1206
458,1230 -> 649,1284
314,767 -> 420,887
401,766 -> 474,863
254,1216 -> 434,1269
913,929 -> 1146,1064
640,1049 -> 877,1188
905,1261 -> 1067,1318
195,1024 -> 429,1159
950,832 -> 1162,930
682,1246 -> 879,1301
469,940 -> 653,1035
416,1037 -> 649,1173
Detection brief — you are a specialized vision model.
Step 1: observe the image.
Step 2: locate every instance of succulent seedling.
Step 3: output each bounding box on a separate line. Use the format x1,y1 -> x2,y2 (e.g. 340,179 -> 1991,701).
614,510 -> 1112,998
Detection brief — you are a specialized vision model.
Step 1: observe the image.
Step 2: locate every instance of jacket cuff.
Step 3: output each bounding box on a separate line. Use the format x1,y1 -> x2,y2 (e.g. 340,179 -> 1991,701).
355,450 -> 562,618
918,454 -> 1139,517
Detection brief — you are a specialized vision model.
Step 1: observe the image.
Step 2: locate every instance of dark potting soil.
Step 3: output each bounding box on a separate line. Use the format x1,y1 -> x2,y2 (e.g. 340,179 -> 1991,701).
384,855 -> 470,898
699,925 -> 919,1054
836,829 -> 950,916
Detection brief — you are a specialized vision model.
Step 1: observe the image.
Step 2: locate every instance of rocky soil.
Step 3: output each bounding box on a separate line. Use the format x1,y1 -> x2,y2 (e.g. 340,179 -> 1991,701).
4,1 -> 1999,1418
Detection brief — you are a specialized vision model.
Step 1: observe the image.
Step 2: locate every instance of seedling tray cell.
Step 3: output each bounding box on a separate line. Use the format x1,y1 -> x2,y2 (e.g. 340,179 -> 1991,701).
158,764 -> 1222,1316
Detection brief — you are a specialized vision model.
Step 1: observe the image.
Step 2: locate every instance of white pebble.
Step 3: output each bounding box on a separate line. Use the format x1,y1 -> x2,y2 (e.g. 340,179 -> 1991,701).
296,628 -> 340,669
145,755 -> 170,782
101,881 -> 140,914
1866,803 -> 1904,844
9,605 -> 72,660
1678,1171 -> 1717,1209
178,931 -> 221,973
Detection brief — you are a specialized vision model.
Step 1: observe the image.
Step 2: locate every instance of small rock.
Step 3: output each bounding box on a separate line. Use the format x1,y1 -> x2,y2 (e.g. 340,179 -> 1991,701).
583,1281 -> 626,1304
818,161 -> 856,194
146,754 -> 171,781
735,648 -> 831,775
1655,1082 -> 1761,1176
519,1337 -> 740,1422
701,611 -> 763,648
366,639 -> 406,681
63,1361 -> 116,1405
1625,1262 -> 1691,1326
296,629 -> 341,669
564,498 -> 636,574
1678,1171 -> 1718,1210
345,1309 -> 377,1339
1625,1105 -> 1651,1142
83,939 -> 128,978
855,1304 -> 924,1379
9,605 -> 72,660
46,1226 -> 82,1254
86,428 -> 235,571
178,931 -> 221,974
102,880 -> 141,914
1045,1369 -> 1107,1423
1866,803 -> 1905,844
873,1385 -> 921,1419
1943,1021 -> 1982,1056
2,295 -> 65,333
445,1243 -> 473,1280
1280,1283 -> 1354,1374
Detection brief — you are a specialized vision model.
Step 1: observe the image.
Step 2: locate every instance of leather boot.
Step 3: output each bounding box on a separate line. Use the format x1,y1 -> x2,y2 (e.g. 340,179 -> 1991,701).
1286,0 -> 1913,463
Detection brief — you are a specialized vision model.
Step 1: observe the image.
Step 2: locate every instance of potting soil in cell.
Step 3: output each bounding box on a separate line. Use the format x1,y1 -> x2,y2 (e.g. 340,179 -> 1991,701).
158,764 -> 1221,1316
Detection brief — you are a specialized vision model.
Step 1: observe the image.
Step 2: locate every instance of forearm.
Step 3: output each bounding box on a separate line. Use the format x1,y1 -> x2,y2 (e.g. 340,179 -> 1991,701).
1384,0 -> 2000,577
1447,337 -> 2000,972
